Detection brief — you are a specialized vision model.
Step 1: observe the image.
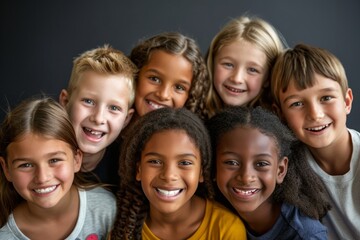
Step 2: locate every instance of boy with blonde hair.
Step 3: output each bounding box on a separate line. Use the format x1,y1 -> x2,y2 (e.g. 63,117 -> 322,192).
271,43 -> 359,239
60,44 -> 137,187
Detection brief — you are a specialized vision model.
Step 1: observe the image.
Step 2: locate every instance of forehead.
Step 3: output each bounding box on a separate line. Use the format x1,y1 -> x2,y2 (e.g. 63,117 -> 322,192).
281,73 -> 343,97
218,127 -> 278,154
6,133 -> 71,161
216,40 -> 267,65
72,71 -> 132,101
143,130 -> 199,156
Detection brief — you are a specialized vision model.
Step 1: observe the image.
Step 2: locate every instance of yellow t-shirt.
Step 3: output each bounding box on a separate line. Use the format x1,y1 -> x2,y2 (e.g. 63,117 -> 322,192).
142,199 -> 246,239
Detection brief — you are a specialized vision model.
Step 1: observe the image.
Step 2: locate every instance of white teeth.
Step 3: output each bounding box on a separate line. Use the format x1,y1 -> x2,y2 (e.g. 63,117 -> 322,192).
234,188 -> 257,195
307,124 -> 330,131
157,188 -> 181,196
84,128 -> 104,136
147,100 -> 165,109
225,86 -> 246,93
34,185 -> 56,194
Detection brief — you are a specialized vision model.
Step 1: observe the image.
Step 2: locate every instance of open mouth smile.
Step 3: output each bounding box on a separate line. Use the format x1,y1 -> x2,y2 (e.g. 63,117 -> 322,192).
305,123 -> 331,132
156,188 -> 183,197
33,185 -> 58,194
225,85 -> 246,93
83,127 -> 105,139
146,99 -> 168,110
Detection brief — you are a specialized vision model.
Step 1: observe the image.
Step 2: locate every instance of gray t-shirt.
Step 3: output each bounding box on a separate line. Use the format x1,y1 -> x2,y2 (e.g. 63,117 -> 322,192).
306,128 -> 360,240
0,187 -> 116,240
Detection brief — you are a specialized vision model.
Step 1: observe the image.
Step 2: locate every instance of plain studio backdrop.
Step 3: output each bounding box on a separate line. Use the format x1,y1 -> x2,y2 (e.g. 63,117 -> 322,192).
1,0 -> 359,129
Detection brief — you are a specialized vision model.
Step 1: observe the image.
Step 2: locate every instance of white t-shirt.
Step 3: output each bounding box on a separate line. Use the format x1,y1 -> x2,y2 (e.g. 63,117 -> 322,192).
306,128 -> 360,240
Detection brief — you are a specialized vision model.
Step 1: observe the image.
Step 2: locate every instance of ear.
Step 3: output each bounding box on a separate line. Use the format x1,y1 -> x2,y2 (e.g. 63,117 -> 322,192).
135,162 -> 141,181
276,156 -> 288,184
59,89 -> 69,107
73,149 -> 83,173
0,157 -> 12,182
272,103 -> 282,118
344,88 -> 353,115
199,169 -> 204,183
272,103 -> 287,123
122,108 -> 134,129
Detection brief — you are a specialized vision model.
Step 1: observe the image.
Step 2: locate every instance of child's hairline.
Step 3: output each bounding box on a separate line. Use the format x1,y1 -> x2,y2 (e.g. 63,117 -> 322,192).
273,73 -> 349,109
67,69 -> 136,108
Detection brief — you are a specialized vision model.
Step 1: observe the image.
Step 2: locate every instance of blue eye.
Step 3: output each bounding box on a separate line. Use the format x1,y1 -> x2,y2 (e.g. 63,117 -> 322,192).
222,62 -> 234,69
83,99 -> 95,105
109,105 -> 121,112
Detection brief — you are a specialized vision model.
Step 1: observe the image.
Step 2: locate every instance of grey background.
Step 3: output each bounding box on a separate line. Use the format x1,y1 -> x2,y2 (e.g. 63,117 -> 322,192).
1,0 -> 359,129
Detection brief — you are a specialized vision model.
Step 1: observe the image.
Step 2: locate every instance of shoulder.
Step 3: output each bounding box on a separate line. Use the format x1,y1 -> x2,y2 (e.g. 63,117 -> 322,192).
84,187 -> 116,204
0,216 -> 26,240
349,128 -> 360,145
204,200 -> 246,236
281,203 -> 327,239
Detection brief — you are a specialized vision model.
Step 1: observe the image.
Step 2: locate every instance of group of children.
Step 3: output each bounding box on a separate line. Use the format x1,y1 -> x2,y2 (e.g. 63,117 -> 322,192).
0,14 -> 358,240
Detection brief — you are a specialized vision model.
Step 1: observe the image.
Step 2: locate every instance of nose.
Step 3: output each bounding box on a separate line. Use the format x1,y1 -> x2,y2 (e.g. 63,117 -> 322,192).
230,67 -> 245,84
155,84 -> 171,101
236,164 -> 256,185
34,165 -> 52,184
90,106 -> 106,125
307,102 -> 325,121
159,164 -> 178,182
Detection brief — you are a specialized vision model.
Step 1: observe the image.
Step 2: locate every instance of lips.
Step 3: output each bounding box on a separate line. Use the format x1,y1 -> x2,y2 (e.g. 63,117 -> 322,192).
225,85 -> 246,93
233,187 -> 259,196
146,99 -> 168,110
83,127 -> 105,139
156,188 -> 183,197
305,123 -> 331,132
33,185 -> 58,194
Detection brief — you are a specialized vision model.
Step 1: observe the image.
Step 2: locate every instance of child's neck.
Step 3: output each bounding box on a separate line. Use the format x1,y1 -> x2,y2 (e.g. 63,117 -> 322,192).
146,195 -> 206,240
81,149 -> 106,171
240,201 -> 282,236
13,185 -> 80,240
308,130 -> 352,175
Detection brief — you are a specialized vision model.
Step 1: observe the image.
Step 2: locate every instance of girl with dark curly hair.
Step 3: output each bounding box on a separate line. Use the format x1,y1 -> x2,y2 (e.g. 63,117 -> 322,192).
207,106 -> 331,239
110,107 -> 246,239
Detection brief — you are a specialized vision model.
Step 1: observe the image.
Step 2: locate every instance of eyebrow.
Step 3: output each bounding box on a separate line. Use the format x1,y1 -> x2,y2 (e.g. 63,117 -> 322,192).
220,151 -> 273,158
143,152 -> 198,159
282,87 -> 338,104
11,151 -> 68,163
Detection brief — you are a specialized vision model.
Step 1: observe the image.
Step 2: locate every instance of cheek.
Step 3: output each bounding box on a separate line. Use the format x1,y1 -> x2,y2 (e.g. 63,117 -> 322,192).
248,76 -> 265,92
173,94 -> 189,108
68,104 -> 86,124
216,167 -> 230,191
136,76 -> 152,97
213,66 -> 226,86
57,165 -> 76,183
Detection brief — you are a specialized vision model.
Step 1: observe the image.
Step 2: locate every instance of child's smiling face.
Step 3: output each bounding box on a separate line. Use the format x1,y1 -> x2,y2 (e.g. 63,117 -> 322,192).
134,50 -> 193,117
277,73 -> 352,150
136,129 -> 203,215
0,132 -> 82,209
215,127 -> 287,217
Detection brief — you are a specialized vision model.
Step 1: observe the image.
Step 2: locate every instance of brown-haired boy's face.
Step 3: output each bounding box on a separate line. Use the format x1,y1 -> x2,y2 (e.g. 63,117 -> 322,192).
60,71 -> 134,156
278,73 -> 352,149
